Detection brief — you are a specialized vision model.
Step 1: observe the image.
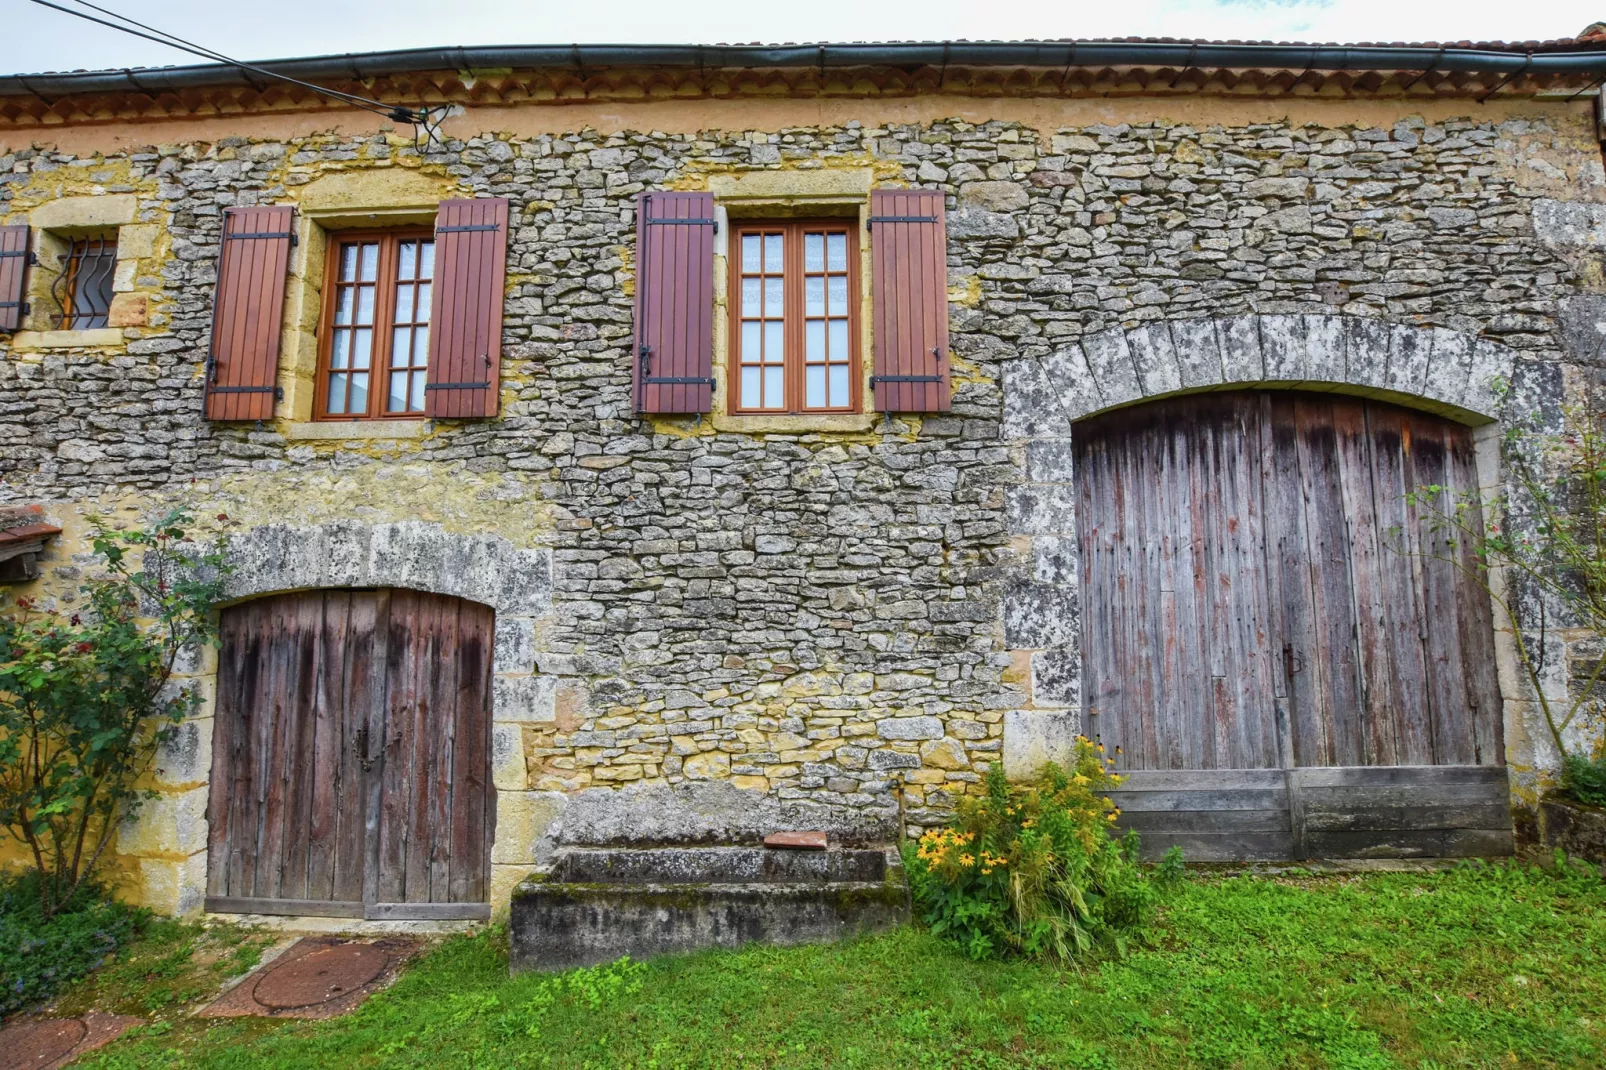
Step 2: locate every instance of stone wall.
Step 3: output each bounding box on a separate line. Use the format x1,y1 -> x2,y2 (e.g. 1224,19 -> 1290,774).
3,100 -> 1605,907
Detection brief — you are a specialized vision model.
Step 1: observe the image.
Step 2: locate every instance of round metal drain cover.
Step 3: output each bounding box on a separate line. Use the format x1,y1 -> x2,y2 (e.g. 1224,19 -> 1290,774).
252,944 -> 388,1010
1,1018 -> 86,1069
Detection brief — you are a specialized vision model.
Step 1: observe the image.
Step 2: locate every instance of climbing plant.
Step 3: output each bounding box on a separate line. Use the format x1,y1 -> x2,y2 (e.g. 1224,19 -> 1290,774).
0,508 -> 230,916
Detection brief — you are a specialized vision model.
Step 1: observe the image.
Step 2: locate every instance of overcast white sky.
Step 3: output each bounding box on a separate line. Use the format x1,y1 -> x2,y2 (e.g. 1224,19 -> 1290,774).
8,0 -> 1603,77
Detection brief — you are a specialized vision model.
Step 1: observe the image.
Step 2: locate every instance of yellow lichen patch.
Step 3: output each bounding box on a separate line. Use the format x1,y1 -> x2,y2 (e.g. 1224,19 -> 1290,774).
949,274 -> 984,309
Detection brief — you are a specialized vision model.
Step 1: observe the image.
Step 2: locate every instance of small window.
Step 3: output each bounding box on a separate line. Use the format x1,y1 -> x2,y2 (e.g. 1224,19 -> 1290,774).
729,220 -> 859,414
316,229 -> 435,419
55,236 -> 117,330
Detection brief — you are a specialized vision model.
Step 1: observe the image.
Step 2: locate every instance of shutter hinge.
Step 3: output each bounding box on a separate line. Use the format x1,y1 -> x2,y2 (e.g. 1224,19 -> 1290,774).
424,382 -> 492,390
225,231 -> 296,243
0,301 -> 27,311
0,250 -> 35,263
870,375 -> 943,385
645,217 -> 718,233
209,385 -> 284,399
645,377 -> 717,386
868,215 -> 938,228
437,224 -> 502,234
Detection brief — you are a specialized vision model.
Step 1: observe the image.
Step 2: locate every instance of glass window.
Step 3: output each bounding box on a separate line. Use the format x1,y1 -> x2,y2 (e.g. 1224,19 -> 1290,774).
56,236 -> 117,330
319,231 -> 435,419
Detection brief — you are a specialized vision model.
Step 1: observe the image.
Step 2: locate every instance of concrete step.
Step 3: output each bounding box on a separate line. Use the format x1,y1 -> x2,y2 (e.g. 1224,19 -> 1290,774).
509,845 -> 908,972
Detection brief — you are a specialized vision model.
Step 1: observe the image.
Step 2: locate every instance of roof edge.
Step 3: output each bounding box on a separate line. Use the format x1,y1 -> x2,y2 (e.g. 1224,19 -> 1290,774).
7,39 -> 1606,98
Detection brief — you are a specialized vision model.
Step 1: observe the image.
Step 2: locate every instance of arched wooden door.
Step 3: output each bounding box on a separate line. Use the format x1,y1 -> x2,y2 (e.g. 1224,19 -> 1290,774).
1076,391 -> 1512,860
205,589 -> 494,919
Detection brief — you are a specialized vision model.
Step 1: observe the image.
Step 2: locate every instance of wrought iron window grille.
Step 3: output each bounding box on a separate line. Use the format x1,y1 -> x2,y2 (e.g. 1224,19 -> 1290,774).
53,236 -> 117,330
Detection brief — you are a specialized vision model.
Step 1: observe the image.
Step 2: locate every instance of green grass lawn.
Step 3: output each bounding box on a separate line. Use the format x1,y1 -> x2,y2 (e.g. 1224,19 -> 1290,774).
63,858 -> 1606,1069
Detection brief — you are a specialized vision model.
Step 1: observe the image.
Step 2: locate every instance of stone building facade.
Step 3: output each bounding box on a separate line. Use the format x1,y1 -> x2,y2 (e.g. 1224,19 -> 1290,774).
3,38 -> 1606,916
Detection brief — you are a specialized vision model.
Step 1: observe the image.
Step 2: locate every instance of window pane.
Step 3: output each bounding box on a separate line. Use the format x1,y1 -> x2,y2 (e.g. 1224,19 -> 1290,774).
741,366 -> 761,409
763,233 -> 783,273
352,328 -> 372,370
764,277 -> 784,317
410,372 -> 427,413
741,277 -> 761,312
339,243 -> 359,282
828,275 -> 848,316
742,235 -> 761,273
388,371 -> 409,413
805,320 -> 825,363
327,373 -> 348,413
334,286 -> 354,326
763,366 -> 784,408
805,276 -> 824,317
356,285 -> 376,326
359,243 -> 379,282
396,283 -> 415,320
349,373 -> 369,412
805,365 -> 826,409
330,328 -> 349,369
827,232 -> 847,272
829,365 -> 849,407
416,282 -> 431,318
828,319 -> 848,361
420,241 -> 435,278
393,326 -> 413,365
805,232 -> 825,272
398,241 -> 417,279
413,325 -> 428,365
741,321 -> 761,365
763,321 -> 784,363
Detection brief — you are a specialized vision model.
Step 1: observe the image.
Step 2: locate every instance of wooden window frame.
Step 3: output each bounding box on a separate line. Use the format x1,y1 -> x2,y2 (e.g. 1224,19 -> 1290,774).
314,227 -> 435,422
727,219 -> 861,415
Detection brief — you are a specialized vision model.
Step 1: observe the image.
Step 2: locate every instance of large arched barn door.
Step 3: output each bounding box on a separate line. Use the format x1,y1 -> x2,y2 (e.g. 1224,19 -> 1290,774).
206,589 -> 494,919
1075,391 -> 1512,860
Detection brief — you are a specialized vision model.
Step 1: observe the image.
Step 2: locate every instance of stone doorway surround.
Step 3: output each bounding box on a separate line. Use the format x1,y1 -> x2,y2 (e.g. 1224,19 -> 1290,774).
998,313 -> 1561,806
117,520 -> 555,918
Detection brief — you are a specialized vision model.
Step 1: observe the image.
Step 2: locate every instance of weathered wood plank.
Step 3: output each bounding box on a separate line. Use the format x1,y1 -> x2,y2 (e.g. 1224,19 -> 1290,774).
1304,828 -> 1515,859
1105,788 -> 1289,812
205,896 -> 364,919
1123,831 -> 1297,862
1295,764 -> 1509,788
365,901 -> 492,921
1301,803 -> 1512,832
1109,769 -> 1289,790
1117,808 -> 1291,833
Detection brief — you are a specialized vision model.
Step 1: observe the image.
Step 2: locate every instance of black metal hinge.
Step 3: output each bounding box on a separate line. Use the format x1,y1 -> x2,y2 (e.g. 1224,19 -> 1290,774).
870,375 -> 944,385
645,217 -> 718,232
226,231 -> 296,244
437,224 -> 502,234
0,249 -> 34,261
424,381 -> 491,390
868,215 -> 938,228
645,376 -> 716,386
210,385 -> 284,398
0,301 -> 25,310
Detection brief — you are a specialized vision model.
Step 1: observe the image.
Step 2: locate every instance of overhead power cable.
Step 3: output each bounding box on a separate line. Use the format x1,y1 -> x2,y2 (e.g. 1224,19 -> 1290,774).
26,0 -> 435,125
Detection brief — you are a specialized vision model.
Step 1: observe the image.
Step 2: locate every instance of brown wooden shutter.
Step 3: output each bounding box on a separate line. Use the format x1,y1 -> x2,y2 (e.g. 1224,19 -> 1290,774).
0,225 -> 30,333
425,197 -> 510,420
204,206 -> 294,421
869,189 -> 951,413
634,191 -> 716,414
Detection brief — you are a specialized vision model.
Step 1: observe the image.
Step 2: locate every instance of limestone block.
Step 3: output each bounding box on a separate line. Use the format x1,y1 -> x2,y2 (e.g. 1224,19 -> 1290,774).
554,678 -> 591,731
1385,324 -> 1433,397
497,547 -> 556,616
493,674 -> 556,723
30,193 -> 138,230
134,852 -> 207,916
112,259 -> 138,293
491,790 -> 566,865
959,180 -> 1029,212
1558,295 -> 1606,368
1125,321 -> 1182,396
1031,648 -> 1081,708
1003,710 -> 1081,781
1260,315 -> 1307,380
1341,317 -> 1393,392
490,864 -> 530,920
1007,483 -> 1076,536
118,785 -> 208,858
1423,328 -> 1472,408
116,223 -> 160,259
1506,359 -> 1565,438
1046,343 -> 1103,421
1303,315 -> 1346,383
556,780 -> 899,846
877,716 -> 944,741
1168,318 -> 1222,389
494,615 -> 537,674
868,748 -> 922,770
1001,358 -> 1069,440
1215,315 -> 1263,383
154,717 -> 212,789
1025,437 -> 1075,483
1080,327 -> 1142,407
947,207 -> 1019,240
1532,198 -> 1606,250
492,723 -> 527,790
1032,535 -> 1078,586
1463,338 -> 1514,421
1003,581 -> 1078,649
920,737 -> 971,770
107,292 -> 147,327
683,751 -> 731,779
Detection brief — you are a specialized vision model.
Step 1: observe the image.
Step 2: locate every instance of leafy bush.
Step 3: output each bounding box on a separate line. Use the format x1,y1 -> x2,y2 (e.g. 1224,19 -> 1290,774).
0,508 -> 229,917
903,738 -> 1180,963
1562,750 -> 1606,808
0,870 -> 144,1015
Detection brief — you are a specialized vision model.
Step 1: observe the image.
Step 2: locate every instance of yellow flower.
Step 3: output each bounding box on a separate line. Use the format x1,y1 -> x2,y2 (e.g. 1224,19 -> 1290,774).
958,853 -> 975,867
1022,818 -> 1035,828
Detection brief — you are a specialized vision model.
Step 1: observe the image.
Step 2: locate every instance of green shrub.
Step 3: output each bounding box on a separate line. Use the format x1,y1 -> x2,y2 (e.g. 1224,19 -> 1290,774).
0,871 -> 144,1015
1562,750 -> 1606,808
903,738 -> 1180,963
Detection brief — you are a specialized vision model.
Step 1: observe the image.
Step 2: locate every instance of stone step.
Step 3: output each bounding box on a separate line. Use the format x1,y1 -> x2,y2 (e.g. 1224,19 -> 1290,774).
509,846 -> 908,972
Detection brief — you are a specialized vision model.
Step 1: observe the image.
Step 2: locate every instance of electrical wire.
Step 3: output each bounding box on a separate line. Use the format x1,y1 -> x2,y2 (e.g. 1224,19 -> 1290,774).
26,0 -> 436,125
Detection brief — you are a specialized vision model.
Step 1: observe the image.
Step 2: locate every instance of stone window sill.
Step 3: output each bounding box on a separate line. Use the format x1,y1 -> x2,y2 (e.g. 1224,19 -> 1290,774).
712,412 -> 878,434
284,420 -> 433,441
9,328 -> 125,351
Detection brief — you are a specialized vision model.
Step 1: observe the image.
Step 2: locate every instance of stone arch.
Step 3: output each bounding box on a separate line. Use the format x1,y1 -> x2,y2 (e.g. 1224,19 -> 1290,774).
1002,314 -> 1519,437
